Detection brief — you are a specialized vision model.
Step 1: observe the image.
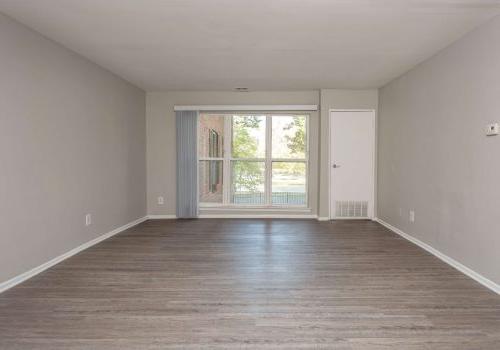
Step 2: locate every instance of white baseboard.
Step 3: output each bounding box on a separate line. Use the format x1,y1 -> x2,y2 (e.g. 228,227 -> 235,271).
6,215 -> 496,296
147,215 -> 177,219
0,216 -> 148,294
198,214 -> 318,219
317,217 -> 330,221
375,218 -> 500,295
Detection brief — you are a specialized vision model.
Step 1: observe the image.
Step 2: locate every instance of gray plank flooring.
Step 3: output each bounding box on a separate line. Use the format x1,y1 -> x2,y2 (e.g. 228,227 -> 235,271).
0,219 -> 499,349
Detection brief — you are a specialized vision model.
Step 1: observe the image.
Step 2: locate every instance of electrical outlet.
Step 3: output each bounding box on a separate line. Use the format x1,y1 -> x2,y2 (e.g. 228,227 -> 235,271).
85,214 -> 92,226
409,210 -> 415,223
486,122 -> 499,136
158,196 -> 164,205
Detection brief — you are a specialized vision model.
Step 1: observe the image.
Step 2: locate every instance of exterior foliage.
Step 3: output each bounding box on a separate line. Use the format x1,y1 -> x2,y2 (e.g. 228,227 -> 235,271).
232,116 -> 264,193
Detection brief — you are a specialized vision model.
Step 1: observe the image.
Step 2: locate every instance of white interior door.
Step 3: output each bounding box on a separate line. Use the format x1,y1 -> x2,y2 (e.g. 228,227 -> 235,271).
330,110 -> 375,219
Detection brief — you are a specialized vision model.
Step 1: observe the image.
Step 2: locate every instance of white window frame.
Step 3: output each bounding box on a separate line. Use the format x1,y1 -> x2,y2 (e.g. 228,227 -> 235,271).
198,112 -> 309,209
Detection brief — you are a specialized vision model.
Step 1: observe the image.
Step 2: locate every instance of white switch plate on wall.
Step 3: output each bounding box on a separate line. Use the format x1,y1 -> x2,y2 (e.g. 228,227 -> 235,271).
409,210 -> 415,223
158,196 -> 164,205
486,122 -> 499,136
85,214 -> 92,226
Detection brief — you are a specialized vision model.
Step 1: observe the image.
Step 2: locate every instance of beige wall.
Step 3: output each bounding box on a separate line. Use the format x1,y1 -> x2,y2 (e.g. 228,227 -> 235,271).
378,16 -> 500,284
147,91 -> 320,216
318,89 -> 379,218
147,89 -> 379,218
0,14 -> 146,284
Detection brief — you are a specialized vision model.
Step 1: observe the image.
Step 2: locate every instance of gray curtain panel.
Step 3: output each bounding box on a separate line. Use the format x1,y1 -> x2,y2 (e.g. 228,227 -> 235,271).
176,111 -> 198,218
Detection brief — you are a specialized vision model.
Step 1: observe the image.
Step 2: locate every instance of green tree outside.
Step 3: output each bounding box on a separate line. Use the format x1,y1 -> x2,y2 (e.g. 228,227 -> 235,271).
232,116 -> 264,194
231,115 -> 306,200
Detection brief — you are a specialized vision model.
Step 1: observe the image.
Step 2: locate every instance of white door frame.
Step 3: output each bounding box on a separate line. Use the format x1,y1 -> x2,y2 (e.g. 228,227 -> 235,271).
328,109 -> 376,220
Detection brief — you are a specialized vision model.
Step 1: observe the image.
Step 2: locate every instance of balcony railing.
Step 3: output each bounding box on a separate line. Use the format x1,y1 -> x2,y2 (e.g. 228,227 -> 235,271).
232,191 -> 306,205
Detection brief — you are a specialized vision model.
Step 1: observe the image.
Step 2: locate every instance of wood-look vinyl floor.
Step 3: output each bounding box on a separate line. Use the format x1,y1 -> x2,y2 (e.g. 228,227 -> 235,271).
0,219 -> 499,349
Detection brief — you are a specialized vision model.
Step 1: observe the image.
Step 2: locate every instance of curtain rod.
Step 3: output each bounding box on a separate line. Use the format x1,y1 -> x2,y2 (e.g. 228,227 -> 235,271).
174,105 -> 318,111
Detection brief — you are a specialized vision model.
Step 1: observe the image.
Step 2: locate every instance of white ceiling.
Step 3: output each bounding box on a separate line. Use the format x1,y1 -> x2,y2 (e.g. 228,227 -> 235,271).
1,0 -> 499,91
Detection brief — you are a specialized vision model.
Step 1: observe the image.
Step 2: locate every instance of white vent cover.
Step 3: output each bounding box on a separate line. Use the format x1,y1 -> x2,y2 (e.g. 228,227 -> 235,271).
335,201 -> 368,218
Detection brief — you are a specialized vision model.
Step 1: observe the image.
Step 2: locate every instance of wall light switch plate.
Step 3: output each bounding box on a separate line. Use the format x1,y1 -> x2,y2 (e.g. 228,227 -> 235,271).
409,210 -> 415,223
486,122 -> 499,136
85,214 -> 92,226
158,196 -> 164,205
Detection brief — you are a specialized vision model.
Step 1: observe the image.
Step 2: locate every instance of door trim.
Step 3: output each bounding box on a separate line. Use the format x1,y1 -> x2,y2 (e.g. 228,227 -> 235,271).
328,109 -> 376,220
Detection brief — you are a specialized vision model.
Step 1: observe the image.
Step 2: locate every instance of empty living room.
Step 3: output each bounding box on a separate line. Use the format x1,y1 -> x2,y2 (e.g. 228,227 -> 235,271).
1,1 -> 499,349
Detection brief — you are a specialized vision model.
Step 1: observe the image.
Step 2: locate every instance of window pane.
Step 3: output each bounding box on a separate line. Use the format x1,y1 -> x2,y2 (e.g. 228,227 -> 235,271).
272,162 -> 306,205
199,160 -> 223,204
232,115 -> 266,158
272,116 -> 306,159
198,114 -> 224,158
231,161 -> 265,204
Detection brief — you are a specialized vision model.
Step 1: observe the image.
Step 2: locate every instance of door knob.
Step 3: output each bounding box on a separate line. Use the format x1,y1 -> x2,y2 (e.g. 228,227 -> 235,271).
333,164 -> 341,168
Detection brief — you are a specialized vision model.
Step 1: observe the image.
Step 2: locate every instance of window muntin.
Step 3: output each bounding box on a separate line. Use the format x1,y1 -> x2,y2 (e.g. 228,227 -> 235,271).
198,113 -> 308,207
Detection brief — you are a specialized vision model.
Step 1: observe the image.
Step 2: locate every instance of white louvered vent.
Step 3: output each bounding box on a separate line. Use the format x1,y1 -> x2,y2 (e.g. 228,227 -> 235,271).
335,201 -> 368,218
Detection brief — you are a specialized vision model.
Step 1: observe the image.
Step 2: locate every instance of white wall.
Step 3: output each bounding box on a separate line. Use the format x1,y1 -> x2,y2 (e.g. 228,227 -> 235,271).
378,16 -> 500,285
0,14 -> 146,284
146,90 -> 320,217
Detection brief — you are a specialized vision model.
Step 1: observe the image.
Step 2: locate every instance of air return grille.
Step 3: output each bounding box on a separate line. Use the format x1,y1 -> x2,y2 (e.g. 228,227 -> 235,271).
335,201 -> 368,218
